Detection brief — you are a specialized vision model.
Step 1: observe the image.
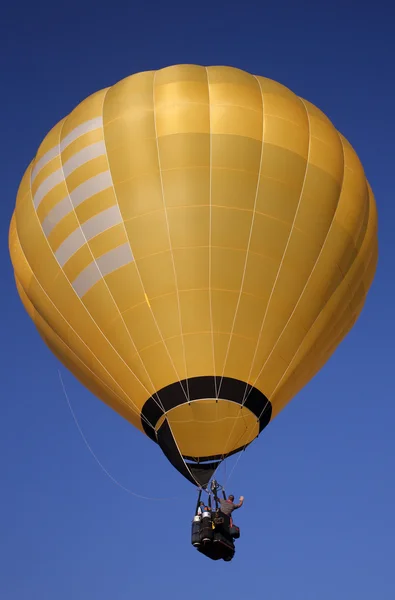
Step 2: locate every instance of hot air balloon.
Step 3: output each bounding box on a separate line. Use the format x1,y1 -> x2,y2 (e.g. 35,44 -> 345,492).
9,64 -> 378,500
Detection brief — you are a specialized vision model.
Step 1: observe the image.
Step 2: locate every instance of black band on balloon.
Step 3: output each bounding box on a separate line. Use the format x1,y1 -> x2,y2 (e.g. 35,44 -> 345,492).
141,376 -> 272,488
141,375 -> 272,442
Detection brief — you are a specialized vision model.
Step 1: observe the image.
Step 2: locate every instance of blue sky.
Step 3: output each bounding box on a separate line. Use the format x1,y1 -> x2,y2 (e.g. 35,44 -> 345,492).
1,1 -> 394,598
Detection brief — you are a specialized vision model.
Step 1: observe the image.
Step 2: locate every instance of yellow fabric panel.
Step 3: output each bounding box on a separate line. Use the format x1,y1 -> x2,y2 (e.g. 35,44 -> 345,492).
9,214 -> 144,431
173,247 -> 210,290
33,119 -> 65,166
167,205 -> 209,248
208,68 -> 262,140
132,331 -> 258,386
211,333 -> 258,383
35,176 -> 68,223
59,89 -> 107,139
13,161 -> 154,421
124,212 -> 171,260
154,75 -> 209,137
136,251 -> 177,298
79,281 -> 159,396
135,339 -> 187,393
65,155 -> 108,193
102,71 -> 187,390
32,155 -> 62,194
9,65 -> 378,464
61,225 -> 128,282
157,400 -> 259,457
47,211 -> 80,251
61,128 -> 104,164
14,276 -> 144,430
62,244 -> 94,280
88,224 -> 127,258
270,184 -> 378,414
75,187 -> 116,223
105,262 -> 146,312
103,71 -> 156,151
179,290 -> 211,333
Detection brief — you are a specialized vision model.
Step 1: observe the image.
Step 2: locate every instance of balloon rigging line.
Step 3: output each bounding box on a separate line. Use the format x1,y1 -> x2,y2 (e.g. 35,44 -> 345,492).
215,75 -> 265,403
151,72 -> 190,405
215,107 -> 312,460
58,370 -> 178,501
214,435 -> 248,489
55,127 -> 167,419
223,446 -> 246,489
204,67 -> 219,403
16,237 -> 159,430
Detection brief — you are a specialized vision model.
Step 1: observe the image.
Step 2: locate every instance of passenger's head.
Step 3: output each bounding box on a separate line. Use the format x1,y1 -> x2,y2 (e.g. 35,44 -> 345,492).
228,494 -> 235,502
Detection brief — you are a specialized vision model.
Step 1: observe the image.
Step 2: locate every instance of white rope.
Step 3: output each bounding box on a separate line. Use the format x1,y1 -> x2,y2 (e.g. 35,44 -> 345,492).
216,75 -> 266,402
58,370 -> 178,501
223,448 -> 246,489
205,67 -> 219,402
151,71 -> 190,404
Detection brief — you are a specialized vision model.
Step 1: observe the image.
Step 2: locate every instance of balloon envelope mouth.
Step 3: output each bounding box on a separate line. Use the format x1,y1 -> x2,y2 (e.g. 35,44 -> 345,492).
141,376 -> 272,486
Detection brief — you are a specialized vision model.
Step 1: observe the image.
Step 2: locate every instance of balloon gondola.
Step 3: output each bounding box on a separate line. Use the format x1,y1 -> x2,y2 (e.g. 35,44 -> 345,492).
191,480 -> 241,562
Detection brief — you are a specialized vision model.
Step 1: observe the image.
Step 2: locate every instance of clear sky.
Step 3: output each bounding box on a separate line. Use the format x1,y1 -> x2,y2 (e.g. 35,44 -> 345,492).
1,1 -> 394,598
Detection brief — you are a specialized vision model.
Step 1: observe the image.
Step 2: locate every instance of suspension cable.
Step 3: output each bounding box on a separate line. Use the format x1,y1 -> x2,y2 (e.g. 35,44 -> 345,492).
58,370 -> 178,501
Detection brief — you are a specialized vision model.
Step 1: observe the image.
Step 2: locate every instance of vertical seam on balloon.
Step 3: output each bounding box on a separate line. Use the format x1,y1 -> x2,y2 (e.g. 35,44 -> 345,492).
98,87 -> 167,414
216,75 -> 266,405
248,113 -> 347,400
14,198 -> 155,431
355,165 -> 372,260
28,117 -> 164,420
152,70 -> 190,403
215,75 -> 266,460
261,127 -> 348,401
297,250 -> 370,370
288,178 -> 377,388
278,187 -> 377,395
241,95 -> 313,405
269,242 -> 374,403
310,238 -> 376,378
205,67 -> 219,401
56,100 -> 165,414
100,90 -> 189,413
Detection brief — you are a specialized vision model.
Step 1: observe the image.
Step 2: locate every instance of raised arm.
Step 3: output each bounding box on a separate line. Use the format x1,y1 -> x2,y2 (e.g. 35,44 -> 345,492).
234,496 -> 244,509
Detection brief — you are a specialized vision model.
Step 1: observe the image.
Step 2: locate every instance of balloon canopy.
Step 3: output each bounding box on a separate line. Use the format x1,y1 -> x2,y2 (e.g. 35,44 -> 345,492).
9,64 -> 378,487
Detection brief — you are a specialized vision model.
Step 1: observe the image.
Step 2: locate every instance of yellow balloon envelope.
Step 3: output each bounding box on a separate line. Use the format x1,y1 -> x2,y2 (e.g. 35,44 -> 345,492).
9,65 -> 378,486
